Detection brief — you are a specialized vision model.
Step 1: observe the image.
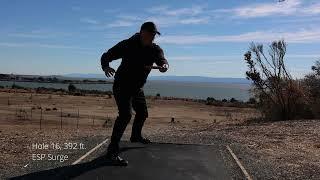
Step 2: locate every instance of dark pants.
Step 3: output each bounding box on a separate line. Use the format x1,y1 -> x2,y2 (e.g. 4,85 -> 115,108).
107,81 -> 148,155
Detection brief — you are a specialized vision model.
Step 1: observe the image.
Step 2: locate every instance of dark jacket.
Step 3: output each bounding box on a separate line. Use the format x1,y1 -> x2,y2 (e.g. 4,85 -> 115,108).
101,33 -> 168,89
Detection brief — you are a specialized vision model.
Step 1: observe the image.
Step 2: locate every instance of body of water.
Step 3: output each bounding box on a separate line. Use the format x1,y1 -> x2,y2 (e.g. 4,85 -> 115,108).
0,80 -> 252,101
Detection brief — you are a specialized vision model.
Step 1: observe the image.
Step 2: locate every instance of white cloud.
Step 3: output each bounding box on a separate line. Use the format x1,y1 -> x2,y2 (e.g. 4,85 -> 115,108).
9,33 -> 51,39
147,5 -> 205,16
104,9 -> 120,13
0,42 -> 91,50
8,30 -> 71,39
156,29 -> 320,44
90,1 -> 313,30
144,15 -> 210,27
145,16 -> 179,27
71,6 -> 82,12
233,0 -> 301,18
179,17 -> 210,24
81,2 -> 320,31
215,0 -> 320,18
145,5 -> 209,26
82,17 -> 139,30
80,18 -> 99,25
83,14 -> 143,29
116,15 -> 142,21
108,20 -> 135,28
302,2 -> 320,15
98,5 -> 210,28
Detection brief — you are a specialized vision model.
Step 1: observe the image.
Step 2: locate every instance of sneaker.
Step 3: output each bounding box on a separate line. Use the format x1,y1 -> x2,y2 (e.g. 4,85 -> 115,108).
130,137 -> 151,144
105,154 -> 128,166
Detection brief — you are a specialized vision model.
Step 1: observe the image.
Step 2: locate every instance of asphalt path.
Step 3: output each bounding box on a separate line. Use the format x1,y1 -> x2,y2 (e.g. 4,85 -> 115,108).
11,141 -> 236,180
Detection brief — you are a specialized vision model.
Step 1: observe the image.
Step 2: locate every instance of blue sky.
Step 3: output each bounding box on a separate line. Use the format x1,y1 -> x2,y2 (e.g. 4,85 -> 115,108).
0,0 -> 319,78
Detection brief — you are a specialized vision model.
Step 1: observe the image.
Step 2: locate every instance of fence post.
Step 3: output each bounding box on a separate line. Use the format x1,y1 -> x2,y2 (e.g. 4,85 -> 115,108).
92,116 -> 95,127
30,107 -> 32,121
60,108 -> 63,130
40,108 -> 42,130
19,106 -> 22,121
77,108 -> 79,129
23,108 -> 25,120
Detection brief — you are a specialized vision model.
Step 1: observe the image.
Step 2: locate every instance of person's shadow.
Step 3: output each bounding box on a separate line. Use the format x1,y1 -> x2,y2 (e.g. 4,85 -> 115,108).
10,146 -> 145,180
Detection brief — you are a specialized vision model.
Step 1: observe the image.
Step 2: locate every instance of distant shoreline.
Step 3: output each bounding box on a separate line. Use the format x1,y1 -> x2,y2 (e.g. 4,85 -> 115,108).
0,79 -> 252,101
0,80 -> 113,84
0,73 -> 251,84
0,87 -> 255,108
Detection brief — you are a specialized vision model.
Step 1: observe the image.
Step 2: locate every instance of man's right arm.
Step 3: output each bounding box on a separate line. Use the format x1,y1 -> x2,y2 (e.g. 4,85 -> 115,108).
100,39 -> 128,71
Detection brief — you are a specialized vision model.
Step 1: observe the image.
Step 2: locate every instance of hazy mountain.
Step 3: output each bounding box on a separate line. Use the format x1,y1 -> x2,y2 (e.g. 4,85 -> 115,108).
148,76 -> 250,84
63,74 -> 251,84
64,73 -> 106,79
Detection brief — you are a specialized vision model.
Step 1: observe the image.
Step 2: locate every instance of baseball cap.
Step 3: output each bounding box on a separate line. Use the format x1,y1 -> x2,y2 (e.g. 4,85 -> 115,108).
140,21 -> 161,35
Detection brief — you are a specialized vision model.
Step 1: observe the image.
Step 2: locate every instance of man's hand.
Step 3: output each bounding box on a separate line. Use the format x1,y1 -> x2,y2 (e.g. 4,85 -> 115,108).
103,66 -> 116,77
159,64 -> 169,73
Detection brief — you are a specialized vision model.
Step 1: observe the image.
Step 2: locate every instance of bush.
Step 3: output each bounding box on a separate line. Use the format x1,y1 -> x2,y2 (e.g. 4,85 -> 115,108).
38,77 -> 44,82
206,97 -> 216,105
74,92 -> 84,96
11,84 -> 24,89
247,97 -> 257,104
244,40 -> 311,121
68,83 -> 77,92
303,60 -> 320,118
230,98 -> 238,103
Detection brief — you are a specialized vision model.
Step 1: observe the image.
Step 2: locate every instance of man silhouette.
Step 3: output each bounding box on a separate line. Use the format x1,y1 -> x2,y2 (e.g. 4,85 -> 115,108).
100,22 -> 169,166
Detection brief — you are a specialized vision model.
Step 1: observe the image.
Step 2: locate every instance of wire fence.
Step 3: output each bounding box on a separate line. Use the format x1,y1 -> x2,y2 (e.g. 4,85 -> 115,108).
3,106 -> 114,129
1,93 -> 115,129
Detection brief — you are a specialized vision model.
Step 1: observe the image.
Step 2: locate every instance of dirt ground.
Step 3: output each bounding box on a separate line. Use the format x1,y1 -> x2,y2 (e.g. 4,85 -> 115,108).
0,90 -> 319,179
